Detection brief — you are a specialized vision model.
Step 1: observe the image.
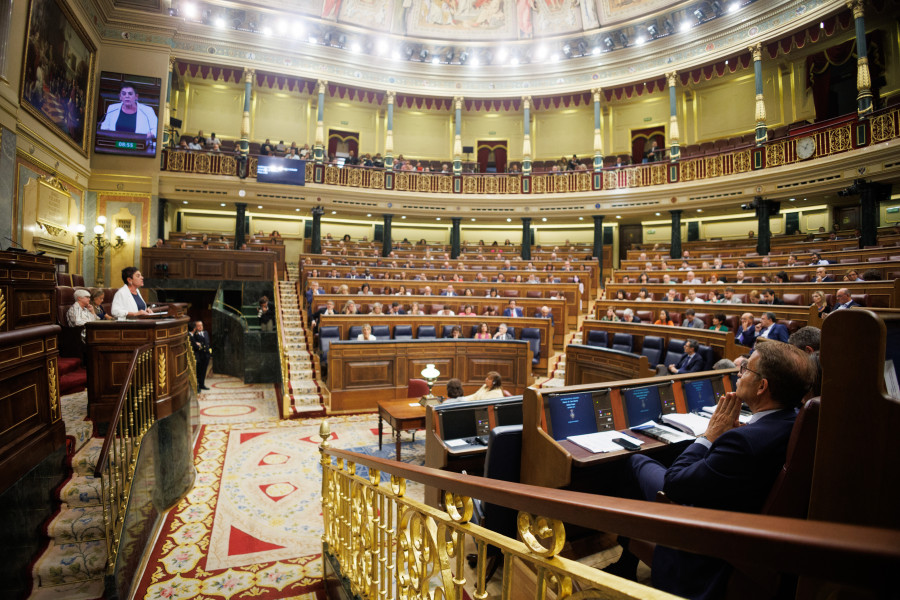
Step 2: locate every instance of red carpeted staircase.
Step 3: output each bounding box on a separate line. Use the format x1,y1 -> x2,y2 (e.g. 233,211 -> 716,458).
58,358 -> 87,396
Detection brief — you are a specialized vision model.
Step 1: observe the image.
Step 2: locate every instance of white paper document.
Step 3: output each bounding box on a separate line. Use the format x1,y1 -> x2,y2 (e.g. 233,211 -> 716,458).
567,431 -> 644,454
661,413 -> 712,436
444,438 -> 467,448
701,405 -> 752,424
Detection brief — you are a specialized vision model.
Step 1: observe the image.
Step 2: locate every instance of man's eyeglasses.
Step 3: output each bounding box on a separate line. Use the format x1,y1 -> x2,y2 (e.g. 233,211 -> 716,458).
738,363 -> 762,378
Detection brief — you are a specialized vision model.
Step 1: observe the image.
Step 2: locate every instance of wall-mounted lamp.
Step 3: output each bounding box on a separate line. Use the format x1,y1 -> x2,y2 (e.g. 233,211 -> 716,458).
73,216 -> 127,286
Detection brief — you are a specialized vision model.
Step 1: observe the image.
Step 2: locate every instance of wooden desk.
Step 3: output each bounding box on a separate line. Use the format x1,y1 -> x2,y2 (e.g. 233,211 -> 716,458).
565,344 -> 655,384
141,247 -> 278,281
520,372 -> 735,491
306,278 -> 583,327
327,339 -> 531,413
310,295 -> 569,346
317,314 -> 553,373
85,309 -> 192,424
377,400 -> 426,461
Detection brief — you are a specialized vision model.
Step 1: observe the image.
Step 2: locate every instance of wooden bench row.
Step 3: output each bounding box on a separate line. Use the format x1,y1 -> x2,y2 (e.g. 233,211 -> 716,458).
308,294 -> 569,345
317,315 -> 553,373
591,300 -> 819,332
304,280 -> 582,327
604,280 -> 899,309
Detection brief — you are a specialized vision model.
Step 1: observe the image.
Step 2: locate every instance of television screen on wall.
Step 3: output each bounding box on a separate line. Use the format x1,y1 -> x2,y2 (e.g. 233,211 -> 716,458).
94,71 -> 161,157
256,156 -> 307,186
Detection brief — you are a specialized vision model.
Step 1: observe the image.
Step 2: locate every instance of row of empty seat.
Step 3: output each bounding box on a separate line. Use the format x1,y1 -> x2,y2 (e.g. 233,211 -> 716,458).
583,331 -> 718,370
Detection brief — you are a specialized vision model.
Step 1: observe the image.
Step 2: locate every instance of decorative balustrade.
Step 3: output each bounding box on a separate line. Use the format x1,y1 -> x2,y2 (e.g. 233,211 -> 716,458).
161,107 -> 900,194
94,345 -> 155,572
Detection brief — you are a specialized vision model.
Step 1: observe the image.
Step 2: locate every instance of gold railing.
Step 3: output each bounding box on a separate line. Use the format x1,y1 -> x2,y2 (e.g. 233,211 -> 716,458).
94,344 -> 155,572
320,425 -> 900,599
162,110 -> 900,193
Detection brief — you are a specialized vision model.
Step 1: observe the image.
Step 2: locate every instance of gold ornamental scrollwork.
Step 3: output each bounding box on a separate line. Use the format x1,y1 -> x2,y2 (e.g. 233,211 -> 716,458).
871,112 -> 895,143
417,174 -> 432,192
443,492 -> 473,523
48,358 -> 59,421
157,347 -> 167,390
324,166 -> 339,185
368,169 -> 383,189
347,168 -> 362,188
0,288 -> 6,329
733,149 -> 752,173
518,512 -> 566,557
395,172 -> 409,192
766,142 -> 785,167
194,153 -> 210,174
218,155 -> 237,176
681,159 -> 697,182
829,125 -> 851,153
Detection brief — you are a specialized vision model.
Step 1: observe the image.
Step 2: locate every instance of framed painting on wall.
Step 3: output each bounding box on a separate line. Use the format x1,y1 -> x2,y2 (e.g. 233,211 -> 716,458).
20,0 -> 95,157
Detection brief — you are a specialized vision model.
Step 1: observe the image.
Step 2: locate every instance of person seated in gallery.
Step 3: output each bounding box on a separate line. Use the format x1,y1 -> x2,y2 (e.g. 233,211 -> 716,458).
492,323 -> 513,340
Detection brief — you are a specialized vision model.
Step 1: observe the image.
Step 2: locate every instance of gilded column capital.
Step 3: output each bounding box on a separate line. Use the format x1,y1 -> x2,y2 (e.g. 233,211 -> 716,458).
317,80 -> 328,94
168,55 -> 177,69
386,90 -> 395,104
667,72 -> 678,88
243,68 -> 254,83
750,43 -> 762,62
521,96 -> 531,110
454,96 -> 464,109
846,0 -> 864,19
591,88 -> 602,102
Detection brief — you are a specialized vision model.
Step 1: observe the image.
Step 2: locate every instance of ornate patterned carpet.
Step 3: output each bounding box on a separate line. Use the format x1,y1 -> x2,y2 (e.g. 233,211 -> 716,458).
135,379 -> 424,600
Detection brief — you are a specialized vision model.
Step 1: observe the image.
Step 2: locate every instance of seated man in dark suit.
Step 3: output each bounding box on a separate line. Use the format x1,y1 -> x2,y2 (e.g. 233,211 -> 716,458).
734,312 -> 757,347
759,288 -> 784,305
754,311 -> 789,342
831,287 -> 860,310
614,341 -> 815,599
534,305 -> 554,325
665,339 -> 703,374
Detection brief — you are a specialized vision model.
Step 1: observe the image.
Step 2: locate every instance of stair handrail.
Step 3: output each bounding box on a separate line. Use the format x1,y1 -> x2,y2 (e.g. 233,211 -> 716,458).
212,288 -> 249,330
321,442 -> 900,597
94,343 -> 155,573
274,269 -> 291,417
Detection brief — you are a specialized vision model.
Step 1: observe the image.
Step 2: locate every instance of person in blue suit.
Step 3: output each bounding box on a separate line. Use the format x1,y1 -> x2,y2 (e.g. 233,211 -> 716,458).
734,312 -> 757,347
502,299 -> 523,318
754,311 -> 789,342
611,341 -> 816,600
666,339 -> 704,374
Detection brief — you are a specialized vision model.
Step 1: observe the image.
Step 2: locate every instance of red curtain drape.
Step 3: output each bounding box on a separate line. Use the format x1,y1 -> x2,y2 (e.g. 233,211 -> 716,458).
477,141 -> 507,173
327,129 -> 359,160
630,127 -> 665,164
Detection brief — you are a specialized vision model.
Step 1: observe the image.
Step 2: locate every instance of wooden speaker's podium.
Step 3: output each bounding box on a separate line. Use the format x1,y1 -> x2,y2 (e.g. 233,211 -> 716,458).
84,303 -> 192,424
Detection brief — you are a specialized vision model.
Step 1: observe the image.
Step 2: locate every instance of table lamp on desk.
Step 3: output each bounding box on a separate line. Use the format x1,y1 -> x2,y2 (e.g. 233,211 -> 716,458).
419,364 -> 442,407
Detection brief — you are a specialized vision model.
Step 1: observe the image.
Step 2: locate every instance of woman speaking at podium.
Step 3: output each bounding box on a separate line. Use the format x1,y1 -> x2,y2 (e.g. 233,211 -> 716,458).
99,85 -> 158,138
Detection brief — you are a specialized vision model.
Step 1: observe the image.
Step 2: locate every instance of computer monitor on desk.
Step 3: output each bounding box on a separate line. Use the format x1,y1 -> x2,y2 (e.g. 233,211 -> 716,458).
621,382 -> 677,427
544,389 -> 614,441
439,406 -> 490,442
682,378 -> 719,413
494,402 -> 523,427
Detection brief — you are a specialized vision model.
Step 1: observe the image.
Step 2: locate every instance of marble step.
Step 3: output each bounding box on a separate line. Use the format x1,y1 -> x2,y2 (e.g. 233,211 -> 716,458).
27,577 -> 105,600
47,506 -> 106,544
32,540 -> 106,588
59,475 -> 102,508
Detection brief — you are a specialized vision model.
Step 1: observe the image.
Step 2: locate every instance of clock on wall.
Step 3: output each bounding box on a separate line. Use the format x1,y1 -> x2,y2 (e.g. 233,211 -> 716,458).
796,136 -> 816,160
